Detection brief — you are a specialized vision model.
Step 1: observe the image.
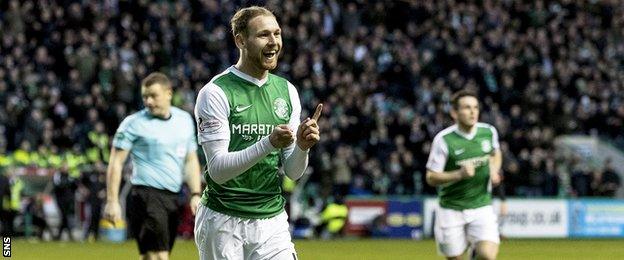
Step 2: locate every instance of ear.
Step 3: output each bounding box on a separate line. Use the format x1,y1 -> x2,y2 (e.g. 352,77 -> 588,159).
234,33 -> 245,49
450,108 -> 457,120
166,87 -> 173,99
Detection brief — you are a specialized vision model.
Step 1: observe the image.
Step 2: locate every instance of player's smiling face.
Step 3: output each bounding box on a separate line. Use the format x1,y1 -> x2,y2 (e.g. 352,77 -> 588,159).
241,15 -> 282,71
453,96 -> 479,128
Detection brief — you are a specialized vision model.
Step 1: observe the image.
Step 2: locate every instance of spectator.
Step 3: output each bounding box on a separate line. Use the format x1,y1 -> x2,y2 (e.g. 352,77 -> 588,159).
81,163 -> 106,241
571,166 -> 593,197
592,159 -> 621,197
25,193 -> 51,240
0,0 -> 623,199
1,171 -> 23,236
52,165 -> 77,241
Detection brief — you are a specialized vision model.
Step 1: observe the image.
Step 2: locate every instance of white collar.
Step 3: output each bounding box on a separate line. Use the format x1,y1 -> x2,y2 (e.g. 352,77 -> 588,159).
453,124 -> 477,140
228,66 -> 268,87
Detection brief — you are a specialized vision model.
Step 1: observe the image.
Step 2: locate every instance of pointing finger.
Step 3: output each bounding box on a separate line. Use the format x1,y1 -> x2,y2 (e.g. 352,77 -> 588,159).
312,104 -> 323,121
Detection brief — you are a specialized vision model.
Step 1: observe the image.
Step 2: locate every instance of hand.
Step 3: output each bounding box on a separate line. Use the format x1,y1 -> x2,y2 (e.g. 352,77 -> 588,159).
490,162 -> 501,185
490,169 -> 501,185
460,163 -> 475,179
269,124 -> 295,148
103,200 -> 122,223
297,104 -> 322,150
190,195 -> 201,215
499,201 -> 508,216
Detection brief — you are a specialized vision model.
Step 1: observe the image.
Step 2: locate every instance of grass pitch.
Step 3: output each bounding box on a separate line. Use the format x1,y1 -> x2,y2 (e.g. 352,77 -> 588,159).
10,238 -> 624,259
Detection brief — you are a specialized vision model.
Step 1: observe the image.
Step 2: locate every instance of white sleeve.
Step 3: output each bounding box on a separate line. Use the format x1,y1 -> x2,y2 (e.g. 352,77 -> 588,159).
490,125 -> 500,150
194,83 -> 230,143
426,134 -> 449,173
202,137 -> 276,184
281,82 -> 308,180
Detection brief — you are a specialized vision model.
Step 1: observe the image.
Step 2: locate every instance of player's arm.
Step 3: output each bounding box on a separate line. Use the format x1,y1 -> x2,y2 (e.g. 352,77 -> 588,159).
490,149 -> 502,186
426,167 -> 475,186
489,125 -> 502,186
280,83 -> 320,181
425,134 -> 475,186
195,83 -> 283,185
202,138 -> 278,184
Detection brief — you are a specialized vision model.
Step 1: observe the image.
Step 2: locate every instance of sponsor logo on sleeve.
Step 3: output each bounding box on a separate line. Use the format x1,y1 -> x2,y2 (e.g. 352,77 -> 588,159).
198,117 -> 222,134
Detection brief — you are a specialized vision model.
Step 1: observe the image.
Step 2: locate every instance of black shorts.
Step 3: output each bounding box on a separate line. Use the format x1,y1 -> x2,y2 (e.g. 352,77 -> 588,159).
127,185 -> 181,254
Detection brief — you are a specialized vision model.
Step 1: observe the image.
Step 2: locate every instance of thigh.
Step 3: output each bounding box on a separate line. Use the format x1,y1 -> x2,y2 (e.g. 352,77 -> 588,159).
194,205 -> 244,260
475,240 -> 499,260
466,205 -> 500,244
162,193 -> 181,251
133,187 -> 179,253
127,188 -> 147,239
434,207 -> 468,257
246,211 -> 297,260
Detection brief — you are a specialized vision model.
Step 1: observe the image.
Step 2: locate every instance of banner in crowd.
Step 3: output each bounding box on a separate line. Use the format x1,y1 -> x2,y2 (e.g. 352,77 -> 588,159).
569,199 -> 624,237
499,199 -> 568,238
386,199 -> 423,239
423,198 -> 569,238
344,199 -> 387,236
351,197 -> 624,238
423,198 -> 437,238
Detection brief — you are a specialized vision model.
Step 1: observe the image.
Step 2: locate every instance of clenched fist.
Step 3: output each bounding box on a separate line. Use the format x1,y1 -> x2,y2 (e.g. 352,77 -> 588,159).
269,124 -> 295,148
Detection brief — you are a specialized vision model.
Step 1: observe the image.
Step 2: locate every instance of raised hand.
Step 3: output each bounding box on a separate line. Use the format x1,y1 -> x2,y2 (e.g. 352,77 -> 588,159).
297,104 -> 322,150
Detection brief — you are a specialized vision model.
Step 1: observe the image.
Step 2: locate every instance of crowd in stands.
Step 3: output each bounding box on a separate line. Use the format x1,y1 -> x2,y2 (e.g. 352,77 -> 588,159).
0,0 -> 623,231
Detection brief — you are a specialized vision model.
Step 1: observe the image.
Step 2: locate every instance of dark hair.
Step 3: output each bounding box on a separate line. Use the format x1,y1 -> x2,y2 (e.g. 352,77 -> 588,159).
141,72 -> 171,89
451,90 -> 478,110
230,6 -> 275,37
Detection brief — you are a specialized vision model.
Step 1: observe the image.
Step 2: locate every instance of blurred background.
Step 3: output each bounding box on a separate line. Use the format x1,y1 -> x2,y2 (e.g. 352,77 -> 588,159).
0,0 -> 623,256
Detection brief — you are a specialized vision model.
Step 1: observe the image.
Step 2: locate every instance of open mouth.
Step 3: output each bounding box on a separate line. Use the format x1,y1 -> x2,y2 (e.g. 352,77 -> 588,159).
263,50 -> 278,59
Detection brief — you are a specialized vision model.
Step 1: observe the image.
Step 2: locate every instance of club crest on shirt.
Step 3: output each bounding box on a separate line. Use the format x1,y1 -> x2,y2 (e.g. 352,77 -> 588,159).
481,139 -> 492,153
198,116 -> 222,134
273,98 -> 289,120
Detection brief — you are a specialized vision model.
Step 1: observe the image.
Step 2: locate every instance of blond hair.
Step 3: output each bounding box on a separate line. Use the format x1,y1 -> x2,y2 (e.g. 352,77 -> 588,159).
230,6 -> 275,37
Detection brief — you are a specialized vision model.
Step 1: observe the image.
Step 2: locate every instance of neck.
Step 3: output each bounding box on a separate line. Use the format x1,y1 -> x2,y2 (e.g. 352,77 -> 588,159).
151,108 -> 171,120
457,122 -> 475,134
235,59 -> 268,80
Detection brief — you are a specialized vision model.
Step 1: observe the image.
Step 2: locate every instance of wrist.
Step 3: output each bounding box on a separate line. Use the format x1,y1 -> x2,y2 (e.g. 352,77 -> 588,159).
263,135 -> 277,150
295,141 -> 309,151
191,192 -> 202,198
456,169 -> 466,180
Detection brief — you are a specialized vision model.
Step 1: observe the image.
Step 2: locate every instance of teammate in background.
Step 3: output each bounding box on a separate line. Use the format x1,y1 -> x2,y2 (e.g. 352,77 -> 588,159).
193,6 -> 322,260
104,72 -> 202,260
425,90 -> 502,260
